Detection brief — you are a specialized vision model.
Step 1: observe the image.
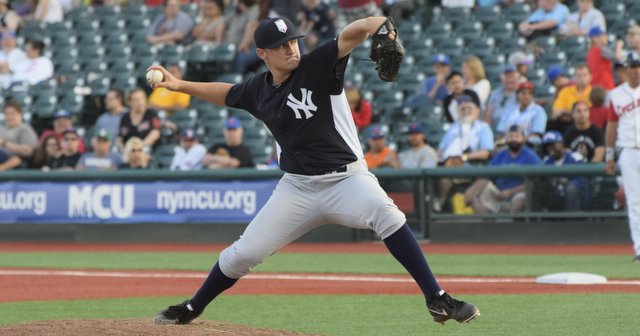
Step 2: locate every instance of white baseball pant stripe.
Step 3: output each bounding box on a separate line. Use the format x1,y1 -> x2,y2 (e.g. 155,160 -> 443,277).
219,160 -> 407,279
619,148 -> 640,256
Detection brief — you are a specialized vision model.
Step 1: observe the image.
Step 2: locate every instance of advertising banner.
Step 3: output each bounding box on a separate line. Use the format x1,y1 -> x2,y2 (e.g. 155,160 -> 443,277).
0,180 -> 279,224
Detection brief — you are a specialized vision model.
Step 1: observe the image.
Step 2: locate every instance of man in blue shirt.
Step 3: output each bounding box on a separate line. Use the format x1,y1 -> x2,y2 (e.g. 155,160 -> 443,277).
464,125 -> 541,213
496,81 -> 547,143
518,0 -> 569,40
403,53 -> 450,109
539,130 -> 588,211
483,64 -> 520,130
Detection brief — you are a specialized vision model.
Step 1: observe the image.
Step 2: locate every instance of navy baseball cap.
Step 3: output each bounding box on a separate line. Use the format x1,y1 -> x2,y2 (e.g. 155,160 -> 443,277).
62,127 -> 77,135
543,130 -> 563,145
503,64 -> 517,73
457,94 -> 477,106
254,17 -> 305,49
625,51 -> 640,67
54,110 -> 71,119
225,117 -> 242,129
406,123 -> 425,134
507,125 -> 524,135
432,53 -> 450,66
547,66 -> 564,83
588,26 -> 605,38
180,128 -> 197,140
369,126 -> 386,139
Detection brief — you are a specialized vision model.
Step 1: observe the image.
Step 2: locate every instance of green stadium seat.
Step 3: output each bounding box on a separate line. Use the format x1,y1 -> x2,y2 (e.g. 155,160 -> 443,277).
502,3 -> 531,23
532,36 -> 558,53
455,21 -> 484,42
404,38 -> 434,61
485,20 -> 515,41
465,37 -> 496,58
215,73 -> 244,84
608,19 -> 636,38
438,7 -> 471,24
526,67 -> 547,87
110,75 -> 138,93
30,93 -> 58,118
169,109 -> 199,130
397,22 -> 423,41
538,51 -> 567,69
185,44 -> 214,63
558,36 -> 588,57
568,52 -> 587,66
472,5 -> 502,24
496,37 -> 527,55
435,38 -> 465,57
29,79 -> 57,100
423,22 -> 453,43
158,45 -> 185,65
600,3 -> 626,26
57,93 -> 84,115
150,144 -> 178,169
533,84 -> 556,100
88,77 -> 111,96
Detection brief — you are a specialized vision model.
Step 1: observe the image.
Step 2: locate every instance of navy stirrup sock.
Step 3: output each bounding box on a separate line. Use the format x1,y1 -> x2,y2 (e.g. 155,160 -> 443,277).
189,262 -> 238,312
383,223 -> 442,303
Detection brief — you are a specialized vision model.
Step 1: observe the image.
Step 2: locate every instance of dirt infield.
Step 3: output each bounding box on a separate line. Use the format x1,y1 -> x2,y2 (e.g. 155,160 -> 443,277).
0,318 -> 323,336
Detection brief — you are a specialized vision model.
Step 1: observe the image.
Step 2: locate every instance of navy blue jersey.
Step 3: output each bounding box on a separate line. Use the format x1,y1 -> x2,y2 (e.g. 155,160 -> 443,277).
225,39 -> 363,175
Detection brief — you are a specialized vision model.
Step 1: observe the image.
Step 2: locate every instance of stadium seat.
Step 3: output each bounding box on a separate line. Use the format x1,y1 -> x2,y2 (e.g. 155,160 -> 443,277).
158,45 -> 185,65
396,72 -> 426,96
67,5 -> 95,22
29,79 -> 57,100
229,109 -> 258,129
533,84 -> 556,100
404,38 -> 434,61
110,75 -> 138,93
502,3 -> 532,23
600,3 -> 626,26
185,44 -> 214,63
538,51 -> 567,69
608,19 -> 636,38
423,22 -> 453,43
48,21 -> 74,41
30,93 -> 58,118
106,46 -> 133,65
123,4 -> 149,22
435,38 -> 465,57
243,125 -> 270,143
102,31 -> 129,49
438,7 -> 471,24
373,91 -> 405,109
150,144 -> 178,169
558,35 -> 588,56
381,106 -> 412,124
465,37 -> 496,58
485,20 -> 515,41
21,20 -> 45,40
362,76 -> 395,94
51,35 -> 77,49
88,77 -> 111,96
169,109 -> 199,130
472,5 -> 502,24
57,93 -> 84,115
568,52 -> 587,66
100,19 -> 127,37
109,60 -> 136,77
526,67 -> 547,87
397,22 -> 423,41
244,138 -> 273,164
74,18 -> 101,36
210,43 -> 237,74
455,21 -> 484,42
95,5 -> 122,21
496,37 -> 527,55
53,46 -> 79,67
55,61 -> 82,77
629,4 -> 640,18
532,36 -> 558,53
81,57 -> 108,74
76,33 -> 103,49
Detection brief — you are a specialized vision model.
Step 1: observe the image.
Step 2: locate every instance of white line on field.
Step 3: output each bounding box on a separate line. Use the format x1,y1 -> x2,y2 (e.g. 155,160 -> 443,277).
0,270 -> 638,285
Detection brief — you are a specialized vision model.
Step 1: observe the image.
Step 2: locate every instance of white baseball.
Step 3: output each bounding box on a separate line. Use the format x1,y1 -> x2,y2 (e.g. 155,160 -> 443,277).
146,69 -> 163,85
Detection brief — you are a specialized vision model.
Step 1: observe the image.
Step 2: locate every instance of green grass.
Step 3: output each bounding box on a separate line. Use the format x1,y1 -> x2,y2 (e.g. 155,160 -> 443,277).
1,294 -> 639,335
0,252 -> 638,279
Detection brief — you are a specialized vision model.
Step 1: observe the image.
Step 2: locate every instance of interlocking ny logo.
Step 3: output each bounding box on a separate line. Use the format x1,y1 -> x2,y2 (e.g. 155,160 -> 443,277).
286,88 -> 317,119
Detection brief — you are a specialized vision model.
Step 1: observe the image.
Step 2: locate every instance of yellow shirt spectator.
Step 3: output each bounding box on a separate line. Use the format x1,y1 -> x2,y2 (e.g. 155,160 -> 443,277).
552,84 -> 592,113
147,64 -> 191,116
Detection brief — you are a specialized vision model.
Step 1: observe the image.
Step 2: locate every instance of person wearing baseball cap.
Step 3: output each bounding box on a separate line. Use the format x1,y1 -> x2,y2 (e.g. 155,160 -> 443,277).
607,51 -> 640,263
48,127 -> 82,171
364,126 -> 398,169
202,117 -> 254,169
404,53 -> 451,109
508,51 -> 534,80
587,26 -> 623,91
398,122 -> 437,169
170,128 -> 207,171
76,129 -> 122,171
540,130 -> 588,212
464,123 -> 541,214
496,81 -> 547,141
484,64 -> 520,128
38,110 -> 87,154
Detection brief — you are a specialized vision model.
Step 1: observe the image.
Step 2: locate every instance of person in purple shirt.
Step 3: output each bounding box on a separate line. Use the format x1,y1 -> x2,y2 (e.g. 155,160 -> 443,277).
464,125 -> 541,213
403,53 -> 450,109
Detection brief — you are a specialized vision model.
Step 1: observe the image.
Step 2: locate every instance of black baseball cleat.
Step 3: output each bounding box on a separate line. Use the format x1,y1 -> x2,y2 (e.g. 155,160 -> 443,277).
427,290 -> 480,325
153,300 -> 201,325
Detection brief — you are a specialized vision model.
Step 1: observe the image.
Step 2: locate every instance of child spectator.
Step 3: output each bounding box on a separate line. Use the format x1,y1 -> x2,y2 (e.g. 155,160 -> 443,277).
587,85 -> 607,130
586,26 -> 623,91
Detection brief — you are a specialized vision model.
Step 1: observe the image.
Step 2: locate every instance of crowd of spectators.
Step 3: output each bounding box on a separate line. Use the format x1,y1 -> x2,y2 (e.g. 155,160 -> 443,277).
0,0 -> 635,216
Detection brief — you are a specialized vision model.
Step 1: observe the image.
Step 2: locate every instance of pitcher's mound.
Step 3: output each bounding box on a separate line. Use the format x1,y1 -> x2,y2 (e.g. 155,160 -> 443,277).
0,318 -> 324,335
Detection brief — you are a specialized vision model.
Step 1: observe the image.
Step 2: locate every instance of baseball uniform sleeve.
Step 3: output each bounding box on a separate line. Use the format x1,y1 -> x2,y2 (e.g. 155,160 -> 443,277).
225,76 -> 262,119
607,101 -> 619,122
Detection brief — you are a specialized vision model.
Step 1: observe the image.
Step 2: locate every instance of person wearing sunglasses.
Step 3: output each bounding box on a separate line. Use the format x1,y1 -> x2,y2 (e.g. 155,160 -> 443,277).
47,127 -> 81,171
118,137 -> 149,170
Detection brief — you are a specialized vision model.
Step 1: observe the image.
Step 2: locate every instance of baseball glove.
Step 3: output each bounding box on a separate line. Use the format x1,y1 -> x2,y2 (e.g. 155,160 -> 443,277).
369,17 -> 404,82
